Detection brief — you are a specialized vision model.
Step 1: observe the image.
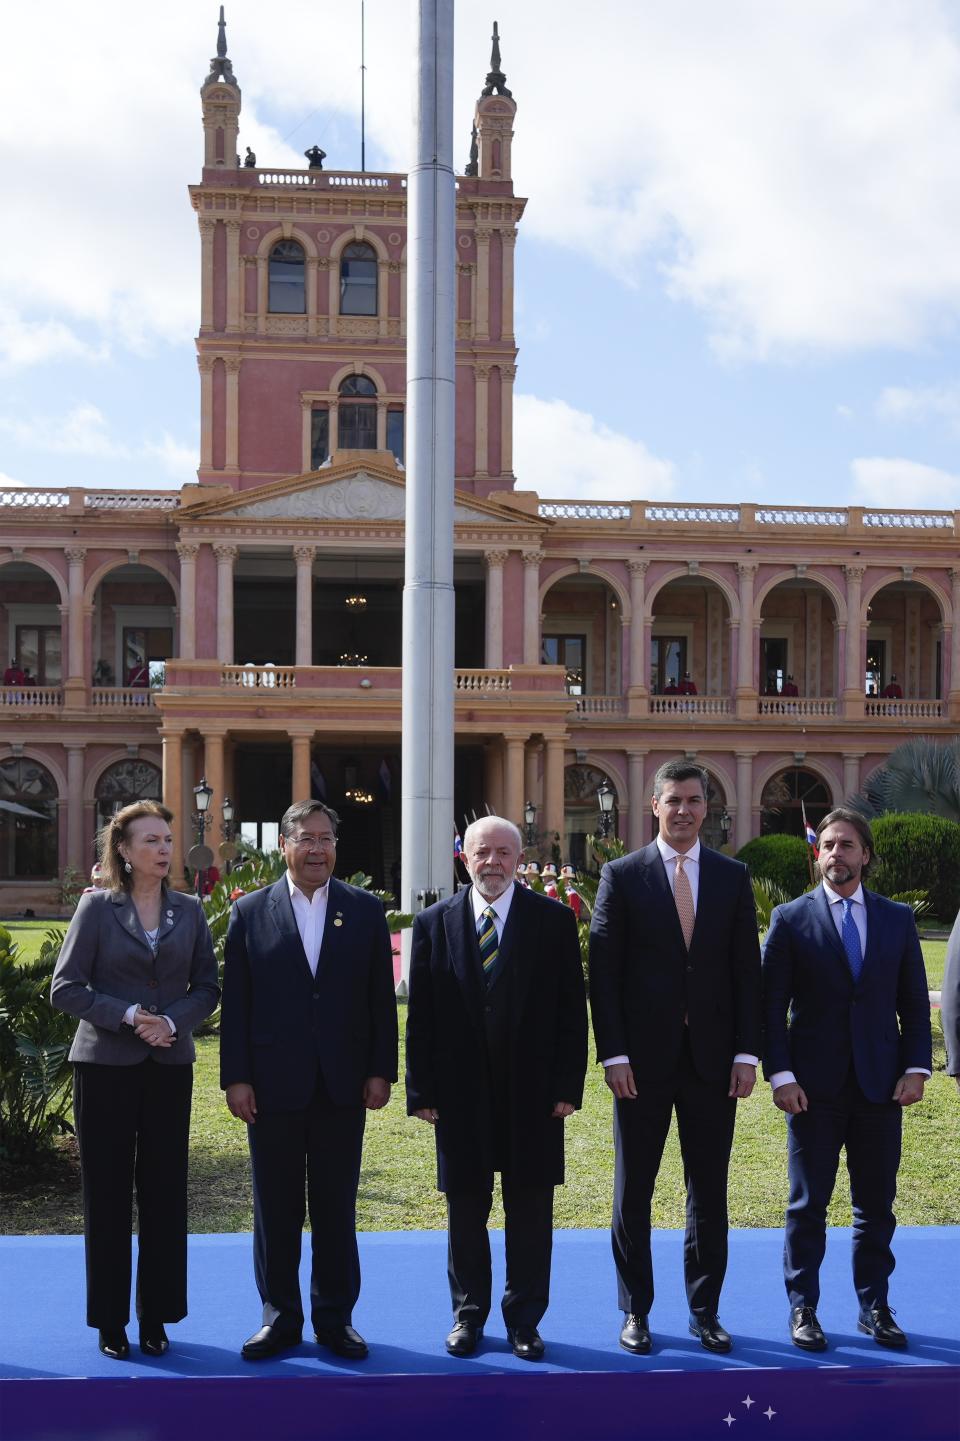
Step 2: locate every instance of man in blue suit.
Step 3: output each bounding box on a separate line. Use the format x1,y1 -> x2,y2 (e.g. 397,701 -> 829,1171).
762,807 -> 931,1352
220,800 -> 397,1361
943,908 -> 960,1095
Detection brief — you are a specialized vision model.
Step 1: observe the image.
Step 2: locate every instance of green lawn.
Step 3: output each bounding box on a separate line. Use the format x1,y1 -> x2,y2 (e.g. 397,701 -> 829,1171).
4,996 -> 958,1236
2,920 -> 56,963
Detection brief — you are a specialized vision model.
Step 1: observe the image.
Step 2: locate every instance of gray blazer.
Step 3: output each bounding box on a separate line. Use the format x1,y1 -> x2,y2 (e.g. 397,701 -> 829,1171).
51,888 -> 220,1066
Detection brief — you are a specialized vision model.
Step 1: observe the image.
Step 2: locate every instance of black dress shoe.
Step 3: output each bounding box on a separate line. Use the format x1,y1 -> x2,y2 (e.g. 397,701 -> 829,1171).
790,1305 -> 828,1352
507,1325 -> 545,1361
98,1328 -> 129,1360
619,1313 -> 652,1355
314,1324 -> 369,1359
689,1313 -> 733,1353
445,1321 -> 483,1356
138,1322 -> 169,1356
858,1304 -> 907,1349
241,1324 -> 302,1361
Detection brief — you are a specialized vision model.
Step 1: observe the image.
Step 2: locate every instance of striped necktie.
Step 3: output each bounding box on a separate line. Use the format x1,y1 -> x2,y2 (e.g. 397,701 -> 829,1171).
477,906 -> 499,978
674,855 -> 695,950
841,898 -> 863,982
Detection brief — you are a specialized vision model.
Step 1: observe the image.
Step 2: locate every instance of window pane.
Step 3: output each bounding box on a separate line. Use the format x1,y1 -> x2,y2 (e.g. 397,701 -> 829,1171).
42,628 -> 61,684
339,402 -> 377,449
268,241 -> 305,314
339,374 -> 377,397
340,244 -> 378,316
386,410 -> 404,463
311,409 -> 329,469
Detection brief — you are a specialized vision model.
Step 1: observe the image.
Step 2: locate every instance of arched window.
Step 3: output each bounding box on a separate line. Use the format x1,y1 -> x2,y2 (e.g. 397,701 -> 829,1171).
339,242 -> 378,316
268,240 -> 305,313
761,768 -> 831,837
0,757 -> 58,879
95,760 -> 163,835
338,374 -> 377,450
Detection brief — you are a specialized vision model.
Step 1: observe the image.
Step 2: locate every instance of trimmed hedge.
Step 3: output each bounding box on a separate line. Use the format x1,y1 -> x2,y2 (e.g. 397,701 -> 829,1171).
869,813 -> 960,920
736,833 -> 812,898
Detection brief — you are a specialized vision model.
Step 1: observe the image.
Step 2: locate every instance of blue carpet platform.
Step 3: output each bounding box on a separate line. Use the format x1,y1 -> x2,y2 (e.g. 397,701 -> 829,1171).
1,1228 -> 957,1441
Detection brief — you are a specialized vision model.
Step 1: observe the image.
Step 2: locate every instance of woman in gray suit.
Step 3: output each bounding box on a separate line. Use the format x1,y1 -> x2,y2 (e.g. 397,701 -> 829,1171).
51,801 -> 219,1360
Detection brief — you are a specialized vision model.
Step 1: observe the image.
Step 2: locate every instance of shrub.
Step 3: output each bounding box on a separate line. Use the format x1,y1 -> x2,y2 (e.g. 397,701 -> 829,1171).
752,876 -> 790,933
869,814 -> 960,920
736,834 -> 812,898
0,925 -> 74,1164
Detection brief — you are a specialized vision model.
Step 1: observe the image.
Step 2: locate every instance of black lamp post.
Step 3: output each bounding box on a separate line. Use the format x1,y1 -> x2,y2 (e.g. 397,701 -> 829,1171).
192,777 -> 213,894
523,799 -> 537,848
221,794 -> 236,873
720,809 -> 732,844
597,780 -> 615,839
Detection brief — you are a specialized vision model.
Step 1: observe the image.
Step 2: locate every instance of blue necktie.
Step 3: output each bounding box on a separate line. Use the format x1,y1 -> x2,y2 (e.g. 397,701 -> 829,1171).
841,898 -> 863,982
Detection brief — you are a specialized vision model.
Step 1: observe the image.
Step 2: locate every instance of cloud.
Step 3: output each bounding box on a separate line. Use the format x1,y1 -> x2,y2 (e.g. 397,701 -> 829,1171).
0,472 -> 25,488
513,394 -> 675,501
0,404 -> 129,458
876,382 -> 960,431
850,456 -> 959,508
0,308 -> 109,373
142,433 -> 199,483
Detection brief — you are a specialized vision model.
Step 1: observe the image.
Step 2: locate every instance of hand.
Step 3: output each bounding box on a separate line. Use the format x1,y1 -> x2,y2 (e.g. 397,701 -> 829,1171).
892,1073 -> 925,1107
133,1009 -> 174,1048
551,1101 -> 575,1118
363,1076 -> 391,1110
226,1082 -> 257,1123
773,1081 -> 808,1114
413,1107 -> 439,1124
728,1062 -> 756,1099
605,1062 -> 638,1099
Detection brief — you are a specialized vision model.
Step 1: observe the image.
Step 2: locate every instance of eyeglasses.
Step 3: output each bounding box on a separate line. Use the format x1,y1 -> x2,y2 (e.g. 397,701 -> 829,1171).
289,834 -> 337,851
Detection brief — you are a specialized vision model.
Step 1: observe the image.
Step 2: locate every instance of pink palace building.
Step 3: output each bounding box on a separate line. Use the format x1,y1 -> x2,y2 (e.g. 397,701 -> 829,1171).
1,20 -> 958,911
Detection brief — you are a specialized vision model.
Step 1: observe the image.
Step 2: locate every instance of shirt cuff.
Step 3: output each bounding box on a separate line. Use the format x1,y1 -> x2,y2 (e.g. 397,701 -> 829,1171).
904,1067 -> 931,1077
602,1055 -> 630,1068
769,1070 -> 796,1090
123,1003 -> 138,1027
733,1054 -> 758,1067
162,1015 -> 177,1038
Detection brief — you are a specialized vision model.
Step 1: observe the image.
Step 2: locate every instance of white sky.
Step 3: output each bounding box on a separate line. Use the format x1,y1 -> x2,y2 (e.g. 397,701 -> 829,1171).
2,0 -> 960,508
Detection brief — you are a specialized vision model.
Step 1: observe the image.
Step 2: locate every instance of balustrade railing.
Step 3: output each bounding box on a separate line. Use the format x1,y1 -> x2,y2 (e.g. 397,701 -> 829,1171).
0,684 -> 62,708
222,665 -> 298,689
865,697 -> 944,719
649,694 -> 733,716
573,694 -> 626,715
91,687 -> 156,709
758,696 -> 838,718
455,669 -> 512,692
647,504 -> 740,524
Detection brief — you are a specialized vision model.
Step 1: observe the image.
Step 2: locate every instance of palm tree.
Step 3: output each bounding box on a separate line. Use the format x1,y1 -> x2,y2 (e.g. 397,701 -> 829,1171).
850,738 -> 960,822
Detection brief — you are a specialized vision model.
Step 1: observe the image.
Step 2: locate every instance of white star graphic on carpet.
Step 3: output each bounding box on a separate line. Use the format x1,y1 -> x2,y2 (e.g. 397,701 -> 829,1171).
742,1396 -> 755,1409
723,1415 -> 736,1428
764,1406 -> 777,1420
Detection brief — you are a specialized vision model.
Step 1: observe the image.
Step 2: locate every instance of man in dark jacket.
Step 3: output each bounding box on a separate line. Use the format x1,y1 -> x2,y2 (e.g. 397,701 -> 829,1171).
589,759 -> 761,1356
406,816 -> 587,1361
221,799 -> 397,1362
762,808 -> 931,1352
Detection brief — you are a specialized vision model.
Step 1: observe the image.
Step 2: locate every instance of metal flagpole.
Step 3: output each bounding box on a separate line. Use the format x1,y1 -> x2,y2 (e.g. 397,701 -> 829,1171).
398,0 -> 456,992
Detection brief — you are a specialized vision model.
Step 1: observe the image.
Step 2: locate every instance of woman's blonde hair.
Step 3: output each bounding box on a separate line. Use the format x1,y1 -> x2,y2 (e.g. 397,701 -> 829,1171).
98,800 -> 175,892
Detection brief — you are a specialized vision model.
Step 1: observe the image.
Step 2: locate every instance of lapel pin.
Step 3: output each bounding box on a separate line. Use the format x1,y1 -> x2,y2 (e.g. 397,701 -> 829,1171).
333,918 -> 343,927
166,910 -> 174,919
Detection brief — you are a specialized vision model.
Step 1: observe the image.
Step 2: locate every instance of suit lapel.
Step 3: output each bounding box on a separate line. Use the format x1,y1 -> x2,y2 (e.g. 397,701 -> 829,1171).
157,891 -> 184,944
502,883 -> 537,1032
268,876 -> 312,978
637,842 -> 687,955
315,876 -> 349,981
444,887 -> 485,1036
811,885 -> 852,972
109,892 -> 153,956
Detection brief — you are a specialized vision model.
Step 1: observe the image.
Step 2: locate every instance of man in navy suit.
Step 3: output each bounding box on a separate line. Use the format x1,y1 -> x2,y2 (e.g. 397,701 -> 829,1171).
762,807 -> 932,1352
589,760 -> 762,1355
406,816 -> 587,1361
220,799 -> 397,1361
943,909 -> 960,1095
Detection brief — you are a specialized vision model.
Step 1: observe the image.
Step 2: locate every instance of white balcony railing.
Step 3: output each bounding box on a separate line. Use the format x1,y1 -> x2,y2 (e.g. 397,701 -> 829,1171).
865,698 -> 944,719
0,684 -> 62,709
455,669 -> 512,692
222,665 -> 298,689
573,694 -> 626,716
91,687 -> 156,709
758,696 -> 838,718
650,694 -> 733,717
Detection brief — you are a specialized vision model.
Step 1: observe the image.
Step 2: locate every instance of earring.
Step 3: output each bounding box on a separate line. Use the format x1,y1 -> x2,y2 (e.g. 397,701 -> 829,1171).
124,861 -> 132,873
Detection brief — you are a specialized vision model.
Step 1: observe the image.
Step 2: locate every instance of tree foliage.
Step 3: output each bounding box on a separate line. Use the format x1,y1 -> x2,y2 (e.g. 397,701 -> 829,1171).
851,738 -> 960,823
736,833 -> 812,898
0,925 -> 74,1164
868,813 -> 960,920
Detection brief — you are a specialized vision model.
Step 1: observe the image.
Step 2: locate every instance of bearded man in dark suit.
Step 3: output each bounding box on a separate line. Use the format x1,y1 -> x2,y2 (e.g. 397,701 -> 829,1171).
220,799 -> 397,1361
589,759 -> 761,1356
406,815 -> 587,1362
762,807 -> 932,1352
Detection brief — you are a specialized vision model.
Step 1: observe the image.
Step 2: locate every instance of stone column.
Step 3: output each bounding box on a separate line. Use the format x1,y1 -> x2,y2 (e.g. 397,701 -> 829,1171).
306,255 -> 319,336
627,560 -> 648,703
522,550 -> 543,665
162,729 -> 185,885
475,229 -> 491,340
474,363 -> 490,476
66,744 -> 85,874
504,735 -> 526,827
301,398 -> 313,472
376,399 -> 388,452
199,219 -> 216,330
484,741 -> 504,815
842,752 -> 863,802
214,544 -> 237,665
224,356 -> 241,470
294,545 -> 315,667
225,220 -> 242,330
500,364 -> 516,476
377,260 -> 389,337
736,562 -> 758,716
204,730 -> 226,820
843,564 -> 866,715
949,568 -> 960,715
176,543 -> 199,661
64,548 -> 87,704
290,730 -> 313,807
805,589 -> 822,696
524,740 -> 542,821
198,356 -> 215,469
484,550 -> 508,669
734,751 -> 755,852
257,254 -> 269,329
627,749 -> 648,852
543,737 -> 566,848
501,229 -> 517,341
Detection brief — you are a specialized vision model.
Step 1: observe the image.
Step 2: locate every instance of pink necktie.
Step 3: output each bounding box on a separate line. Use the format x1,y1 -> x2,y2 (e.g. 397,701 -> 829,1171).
674,855 -> 695,950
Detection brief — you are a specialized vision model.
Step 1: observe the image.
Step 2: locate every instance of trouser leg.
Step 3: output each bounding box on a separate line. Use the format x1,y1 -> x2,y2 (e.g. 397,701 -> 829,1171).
611,1088 -> 674,1315
247,1107 -> 307,1331
845,1091 -> 901,1310
305,1079 -> 366,1330
500,1176 -> 554,1329
134,1061 -> 193,1323
674,1051 -> 737,1317
783,1096 -> 846,1310
73,1062 -> 140,1329
446,1190 -> 494,1326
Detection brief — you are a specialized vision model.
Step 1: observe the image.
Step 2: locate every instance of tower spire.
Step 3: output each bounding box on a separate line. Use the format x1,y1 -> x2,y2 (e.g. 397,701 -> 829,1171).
481,20 -> 512,98
203,5 -> 238,88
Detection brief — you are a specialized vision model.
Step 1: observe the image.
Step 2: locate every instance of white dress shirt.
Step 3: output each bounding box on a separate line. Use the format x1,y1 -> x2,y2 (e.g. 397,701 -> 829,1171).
603,837 -> 757,1070
471,881 -> 515,943
287,871 -> 329,977
769,881 -> 929,1090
